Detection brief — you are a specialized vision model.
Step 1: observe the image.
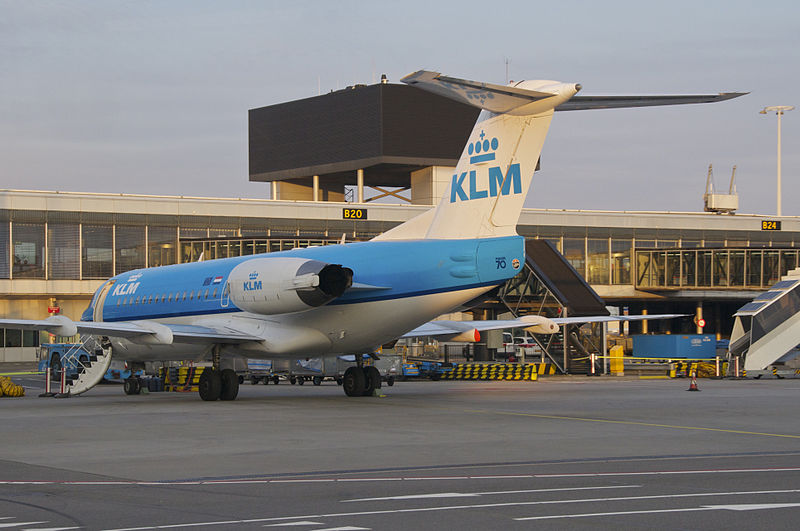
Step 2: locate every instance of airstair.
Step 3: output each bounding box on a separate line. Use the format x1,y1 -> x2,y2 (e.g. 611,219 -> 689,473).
728,268 -> 800,372
47,337 -> 113,396
497,239 -> 609,374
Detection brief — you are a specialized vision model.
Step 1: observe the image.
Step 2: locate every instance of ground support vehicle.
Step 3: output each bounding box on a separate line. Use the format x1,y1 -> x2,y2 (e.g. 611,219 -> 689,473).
37,343 -> 141,383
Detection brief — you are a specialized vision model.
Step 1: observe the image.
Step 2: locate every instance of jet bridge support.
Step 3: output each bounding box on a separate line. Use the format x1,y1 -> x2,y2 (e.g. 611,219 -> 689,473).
728,269 -> 800,372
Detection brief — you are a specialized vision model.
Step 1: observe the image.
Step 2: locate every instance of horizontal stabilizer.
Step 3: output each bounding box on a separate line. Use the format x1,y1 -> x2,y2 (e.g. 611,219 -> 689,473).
401,70 -> 564,114
556,93 -> 747,111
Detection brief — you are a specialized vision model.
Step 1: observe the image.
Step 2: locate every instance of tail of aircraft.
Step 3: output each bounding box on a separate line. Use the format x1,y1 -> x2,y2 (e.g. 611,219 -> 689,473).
376,71 -> 580,241
374,70 -> 745,242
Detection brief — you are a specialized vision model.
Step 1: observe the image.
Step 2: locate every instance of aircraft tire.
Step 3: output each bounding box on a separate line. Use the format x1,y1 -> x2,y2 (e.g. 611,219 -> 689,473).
362,366 -> 381,396
50,355 -> 62,381
123,377 -> 140,395
343,367 -> 365,397
199,369 -> 222,401
220,369 -> 239,401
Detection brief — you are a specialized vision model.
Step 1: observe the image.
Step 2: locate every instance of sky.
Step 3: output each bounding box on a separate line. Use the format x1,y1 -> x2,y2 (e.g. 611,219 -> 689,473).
1,0 -> 798,215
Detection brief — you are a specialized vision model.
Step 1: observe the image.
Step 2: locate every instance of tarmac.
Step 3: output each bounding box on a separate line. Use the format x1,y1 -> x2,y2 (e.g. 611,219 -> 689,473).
1,369 -> 800,530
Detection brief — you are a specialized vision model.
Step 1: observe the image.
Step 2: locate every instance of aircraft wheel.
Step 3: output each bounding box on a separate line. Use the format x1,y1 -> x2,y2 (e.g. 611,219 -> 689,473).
343,367 -> 365,397
313,376 -> 322,386
362,366 -> 381,396
50,354 -> 62,381
123,377 -> 140,395
220,369 -> 239,401
199,369 -> 222,401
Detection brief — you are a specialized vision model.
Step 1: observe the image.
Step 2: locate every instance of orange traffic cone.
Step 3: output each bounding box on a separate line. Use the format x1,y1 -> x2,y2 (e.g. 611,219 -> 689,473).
687,371 -> 700,392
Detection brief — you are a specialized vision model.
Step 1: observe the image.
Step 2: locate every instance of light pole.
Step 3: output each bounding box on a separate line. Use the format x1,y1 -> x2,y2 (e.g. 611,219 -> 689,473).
760,105 -> 794,216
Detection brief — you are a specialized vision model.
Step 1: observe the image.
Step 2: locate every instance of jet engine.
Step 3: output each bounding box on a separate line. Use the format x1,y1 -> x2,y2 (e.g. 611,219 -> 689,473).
228,258 -> 352,315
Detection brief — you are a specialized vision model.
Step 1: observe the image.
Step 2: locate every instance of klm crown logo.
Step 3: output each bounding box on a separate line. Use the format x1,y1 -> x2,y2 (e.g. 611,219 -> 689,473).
468,130 -> 499,165
451,130 -> 522,203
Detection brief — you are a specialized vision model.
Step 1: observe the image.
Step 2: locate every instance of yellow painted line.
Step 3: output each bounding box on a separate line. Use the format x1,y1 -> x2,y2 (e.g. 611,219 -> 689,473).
639,375 -> 669,380
463,409 -> 800,440
0,371 -> 44,376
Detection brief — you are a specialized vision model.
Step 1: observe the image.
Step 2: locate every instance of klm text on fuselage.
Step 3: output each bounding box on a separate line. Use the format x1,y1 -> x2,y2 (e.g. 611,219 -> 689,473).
450,163 -> 522,203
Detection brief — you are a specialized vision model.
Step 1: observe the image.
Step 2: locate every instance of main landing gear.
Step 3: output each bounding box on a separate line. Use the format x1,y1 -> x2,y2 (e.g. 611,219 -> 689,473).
342,365 -> 381,397
199,346 -> 239,401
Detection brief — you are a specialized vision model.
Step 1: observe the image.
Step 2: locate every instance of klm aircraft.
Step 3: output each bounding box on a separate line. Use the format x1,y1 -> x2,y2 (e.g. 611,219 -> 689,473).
0,71 -> 743,400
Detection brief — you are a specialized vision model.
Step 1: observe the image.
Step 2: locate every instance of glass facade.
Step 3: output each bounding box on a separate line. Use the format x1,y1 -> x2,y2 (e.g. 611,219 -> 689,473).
636,248 -> 800,289
0,206 -> 797,290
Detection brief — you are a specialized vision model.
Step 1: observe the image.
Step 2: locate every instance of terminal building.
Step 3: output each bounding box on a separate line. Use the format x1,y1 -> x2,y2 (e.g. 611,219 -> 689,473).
2,79 -> 797,364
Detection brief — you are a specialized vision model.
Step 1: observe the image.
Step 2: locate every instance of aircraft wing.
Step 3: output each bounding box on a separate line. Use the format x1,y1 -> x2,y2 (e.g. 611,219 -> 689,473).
402,315 -> 560,340
0,317 -> 262,344
402,313 -> 688,341
556,93 -> 747,111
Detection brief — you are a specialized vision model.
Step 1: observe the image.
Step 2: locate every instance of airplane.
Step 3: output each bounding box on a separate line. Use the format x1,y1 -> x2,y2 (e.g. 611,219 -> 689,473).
0,70 -> 745,400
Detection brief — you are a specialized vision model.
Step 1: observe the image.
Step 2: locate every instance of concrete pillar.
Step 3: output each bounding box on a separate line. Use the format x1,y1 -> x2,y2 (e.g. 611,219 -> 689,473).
271,181 -> 278,200
312,175 -> 319,202
357,169 -> 364,203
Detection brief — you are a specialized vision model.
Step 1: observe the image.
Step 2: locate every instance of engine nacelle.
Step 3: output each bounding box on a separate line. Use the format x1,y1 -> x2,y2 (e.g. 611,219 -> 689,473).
228,258 -> 352,315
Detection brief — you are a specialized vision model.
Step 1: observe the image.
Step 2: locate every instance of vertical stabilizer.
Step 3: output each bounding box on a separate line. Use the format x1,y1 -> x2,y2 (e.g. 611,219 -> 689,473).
375,71 -> 579,241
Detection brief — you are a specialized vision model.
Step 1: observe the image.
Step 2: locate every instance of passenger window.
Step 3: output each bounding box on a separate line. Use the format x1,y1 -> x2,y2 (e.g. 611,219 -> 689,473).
168,293 -> 173,302
204,289 -> 209,299
189,290 -> 194,300
148,295 -> 153,304
212,288 -> 218,298
135,296 -> 140,304
182,292 -> 187,301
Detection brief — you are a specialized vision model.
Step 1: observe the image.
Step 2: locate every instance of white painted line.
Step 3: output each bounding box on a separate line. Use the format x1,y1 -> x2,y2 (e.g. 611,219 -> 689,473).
515,502 -> 800,521
344,484 -> 640,502
22,527 -> 81,531
101,489 -> 800,531
0,524 -> 48,529
516,507 -> 716,520
311,527 -> 370,531
707,503 -> 800,511
534,466 -> 800,478
263,523 -> 325,527
347,493 -> 480,501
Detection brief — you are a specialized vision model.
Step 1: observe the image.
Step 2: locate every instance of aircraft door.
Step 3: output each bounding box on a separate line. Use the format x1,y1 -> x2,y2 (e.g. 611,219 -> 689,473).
221,281 -> 230,307
92,280 -> 116,322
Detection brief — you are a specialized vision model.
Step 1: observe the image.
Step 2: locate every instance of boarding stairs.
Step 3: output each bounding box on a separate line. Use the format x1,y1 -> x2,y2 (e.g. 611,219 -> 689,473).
497,240 -> 608,374
728,268 -> 800,373
52,337 -> 113,396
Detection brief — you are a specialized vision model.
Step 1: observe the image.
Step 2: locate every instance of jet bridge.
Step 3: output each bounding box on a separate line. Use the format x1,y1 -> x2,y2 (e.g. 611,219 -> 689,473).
728,270 -> 800,371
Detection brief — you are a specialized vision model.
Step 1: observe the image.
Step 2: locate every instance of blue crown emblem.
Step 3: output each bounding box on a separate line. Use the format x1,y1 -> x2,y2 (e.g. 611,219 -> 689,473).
249,271 -> 259,281
468,130 -> 499,164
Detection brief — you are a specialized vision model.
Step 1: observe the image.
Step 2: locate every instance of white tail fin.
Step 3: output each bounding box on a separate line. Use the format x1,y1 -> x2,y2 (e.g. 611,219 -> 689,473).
375,71 -> 580,241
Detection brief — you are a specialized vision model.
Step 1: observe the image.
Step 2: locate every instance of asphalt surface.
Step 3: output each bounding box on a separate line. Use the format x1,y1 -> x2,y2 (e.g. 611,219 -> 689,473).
1,372 -> 800,530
